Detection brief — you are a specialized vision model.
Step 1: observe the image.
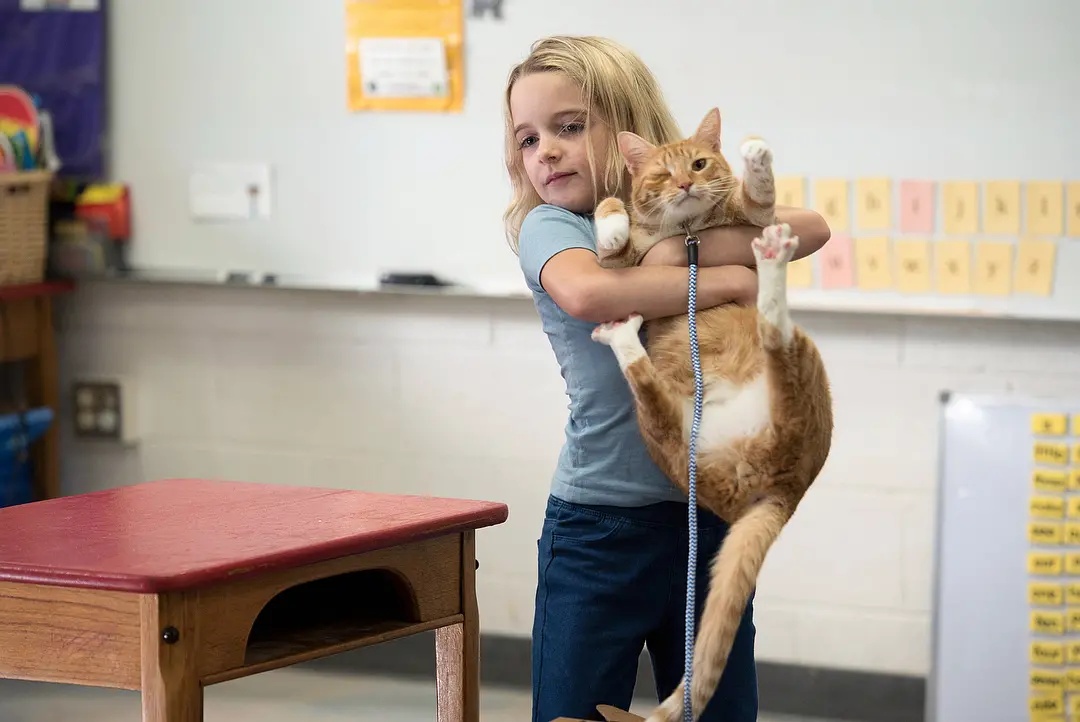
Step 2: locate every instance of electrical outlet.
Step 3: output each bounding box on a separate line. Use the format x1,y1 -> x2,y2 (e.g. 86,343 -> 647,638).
72,378 -> 138,444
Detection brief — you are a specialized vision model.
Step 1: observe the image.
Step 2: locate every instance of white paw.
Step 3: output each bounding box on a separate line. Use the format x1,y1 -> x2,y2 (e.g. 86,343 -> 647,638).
752,223 -> 799,265
591,313 -> 643,346
740,137 -> 772,173
595,213 -> 630,253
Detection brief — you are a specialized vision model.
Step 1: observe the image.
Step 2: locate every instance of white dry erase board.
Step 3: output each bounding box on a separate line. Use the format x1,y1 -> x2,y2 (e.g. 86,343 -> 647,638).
930,393 -> 1080,722
108,0 -> 1080,319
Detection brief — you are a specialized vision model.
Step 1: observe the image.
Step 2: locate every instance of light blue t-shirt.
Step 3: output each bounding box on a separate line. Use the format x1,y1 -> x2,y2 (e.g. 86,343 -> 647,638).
518,203 -> 685,508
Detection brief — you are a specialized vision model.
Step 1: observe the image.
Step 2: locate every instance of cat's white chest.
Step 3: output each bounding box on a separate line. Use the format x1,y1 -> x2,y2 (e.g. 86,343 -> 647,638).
682,373 -> 772,450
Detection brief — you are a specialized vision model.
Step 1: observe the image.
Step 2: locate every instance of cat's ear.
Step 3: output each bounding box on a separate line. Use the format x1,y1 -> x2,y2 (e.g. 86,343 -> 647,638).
617,131 -> 655,174
691,107 -> 722,151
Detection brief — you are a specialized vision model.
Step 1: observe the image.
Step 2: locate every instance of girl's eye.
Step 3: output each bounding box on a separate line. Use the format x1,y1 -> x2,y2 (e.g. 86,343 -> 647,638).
561,122 -> 584,134
519,135 -> 537,149
692,158 -> 707,171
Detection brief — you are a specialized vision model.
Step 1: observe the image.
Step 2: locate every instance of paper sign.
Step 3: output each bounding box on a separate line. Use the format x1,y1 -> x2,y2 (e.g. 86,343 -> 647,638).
1070,473 -> 1080,492
1030,583 -> 1064,606
854,236 -> 892,290
1068,584 -> 1080,605
1034,470 -> 1068,492
345,0 -> 464,112
1031,641 -> 1066,665
899,180 -> 935,233
943,181 -> 979,234
983,181 -> 1021,235
1068,671 -> 1080,691
1032,497 -> 1066,519
775,176 -> 805,208
1032,413 -> 1068,435
1035,441 -> 1069,466
1029,552 -> 1064,575
1032,610 -> 1066,635
1067,523 -> 1080,544
1068,611 -> 1080,632
1067,182 -> 1080,237
973,241 -> 1013,296
1069,499 -> 1080,520
787,257 -> 813,288
934,240 -> 971,294
1031,670 -> 1067,693
1067,553 -> 1080,575
1030,693 -> 1064,718
814,179 -> 849,232
1027,181 -> 1064,236
819,233 -> 855,289
855,178 -> 891,230
893,239 -> 932,293
1013,238 -> 1057,297
1030,522 -> 1063,545
1068,642 -> 1080,664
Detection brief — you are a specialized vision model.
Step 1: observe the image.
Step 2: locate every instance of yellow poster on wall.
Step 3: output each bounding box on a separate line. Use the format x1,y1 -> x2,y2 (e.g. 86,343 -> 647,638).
345,0 -> 464,112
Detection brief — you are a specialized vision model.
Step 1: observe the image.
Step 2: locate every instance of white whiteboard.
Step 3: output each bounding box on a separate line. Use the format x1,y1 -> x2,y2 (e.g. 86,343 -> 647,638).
931,393 -> 1080,722
108,0 -> 1080,318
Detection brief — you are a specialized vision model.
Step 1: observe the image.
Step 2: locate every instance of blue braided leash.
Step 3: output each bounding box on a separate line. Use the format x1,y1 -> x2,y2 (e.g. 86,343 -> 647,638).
682,231 -> 704,722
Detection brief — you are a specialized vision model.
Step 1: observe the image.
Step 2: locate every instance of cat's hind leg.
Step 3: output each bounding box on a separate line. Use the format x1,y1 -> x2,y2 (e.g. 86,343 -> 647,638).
751,223 -> 798,349
592,316 -> 689,485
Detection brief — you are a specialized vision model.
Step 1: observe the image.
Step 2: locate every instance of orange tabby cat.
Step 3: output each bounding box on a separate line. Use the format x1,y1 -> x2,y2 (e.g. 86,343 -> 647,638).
590,108 -> 834,722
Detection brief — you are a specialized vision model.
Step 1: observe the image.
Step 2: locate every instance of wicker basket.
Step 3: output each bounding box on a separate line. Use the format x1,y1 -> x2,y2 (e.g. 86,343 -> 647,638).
0,170 -> 53,287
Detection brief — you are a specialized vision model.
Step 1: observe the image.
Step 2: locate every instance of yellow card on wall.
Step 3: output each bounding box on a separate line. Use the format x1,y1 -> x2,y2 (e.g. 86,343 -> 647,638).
775,176 -> 805,208
786,257 -> 813,288
1073,443 -> 1080,465
933,240 -> 972,294
1030,582 -> 1064,606
973,241 -> 1013,295
854,236 -> 892,290
344,0 -> 464,112
1031,641 -> 1066,665
1032,497 -> 1066,519
1032,610 -> 1066,635
1069,670 -> 1080,691
1030,522 -> 1063,545
893,238 -> 932,293
1067,523 -> 1080,544
1027,181 -> 1064,236
814,179 -> 849,232
1067,182 -> 1080,237
1035,441 -> 1070,466
1029,552 -> 1064,575
1032,413 -> 1068,435
943,181 -> 979,234
855,178 -> 891,230
1031,669 -> 1067,693
1067,583 -> 1080,605
1014,238 -> 1057,297
1034,470 -> 1068,492
983,180 -> 1021,235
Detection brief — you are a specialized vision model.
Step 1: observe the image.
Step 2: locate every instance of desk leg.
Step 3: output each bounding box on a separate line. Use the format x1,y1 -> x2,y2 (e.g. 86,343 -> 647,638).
140,592 -> 203,722
436,531 -> 480,722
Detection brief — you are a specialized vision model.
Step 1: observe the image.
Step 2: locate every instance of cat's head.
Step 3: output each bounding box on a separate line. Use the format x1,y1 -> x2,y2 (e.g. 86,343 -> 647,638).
618,108 -> 735,225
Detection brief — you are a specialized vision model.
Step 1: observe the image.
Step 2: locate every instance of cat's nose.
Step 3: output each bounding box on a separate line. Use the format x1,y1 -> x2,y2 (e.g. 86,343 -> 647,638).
678,182 -> 692,192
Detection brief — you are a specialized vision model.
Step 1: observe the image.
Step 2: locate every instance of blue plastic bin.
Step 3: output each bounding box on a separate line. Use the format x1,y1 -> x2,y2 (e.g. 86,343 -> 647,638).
0,407 -> 54,508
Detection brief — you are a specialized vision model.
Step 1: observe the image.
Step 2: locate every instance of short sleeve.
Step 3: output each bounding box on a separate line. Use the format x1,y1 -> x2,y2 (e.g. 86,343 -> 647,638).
518,204 -> 595,291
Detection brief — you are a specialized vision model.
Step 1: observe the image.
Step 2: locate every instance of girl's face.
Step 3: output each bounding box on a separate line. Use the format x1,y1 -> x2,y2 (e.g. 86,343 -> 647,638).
509,71 -> 611,214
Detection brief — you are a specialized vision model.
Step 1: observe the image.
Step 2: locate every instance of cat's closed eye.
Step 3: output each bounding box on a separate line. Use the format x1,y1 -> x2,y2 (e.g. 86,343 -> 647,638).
692,158 -> 707,171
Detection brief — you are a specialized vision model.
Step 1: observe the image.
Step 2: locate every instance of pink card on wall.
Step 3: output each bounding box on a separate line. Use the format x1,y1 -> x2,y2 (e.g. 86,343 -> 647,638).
900,180 -> 935,233
820,233 -> 855,289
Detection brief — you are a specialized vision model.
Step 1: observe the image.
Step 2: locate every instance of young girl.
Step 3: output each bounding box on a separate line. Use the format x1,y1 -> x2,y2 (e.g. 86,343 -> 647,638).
503,36 -> 831,722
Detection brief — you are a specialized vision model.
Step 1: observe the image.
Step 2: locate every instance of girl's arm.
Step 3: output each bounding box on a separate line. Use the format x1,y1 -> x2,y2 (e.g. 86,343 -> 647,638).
539,248 -> 757,323
640,206 -> 831,268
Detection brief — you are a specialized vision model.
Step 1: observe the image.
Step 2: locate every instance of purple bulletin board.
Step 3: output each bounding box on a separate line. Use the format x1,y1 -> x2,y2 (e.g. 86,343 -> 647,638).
0,0 -> 108,179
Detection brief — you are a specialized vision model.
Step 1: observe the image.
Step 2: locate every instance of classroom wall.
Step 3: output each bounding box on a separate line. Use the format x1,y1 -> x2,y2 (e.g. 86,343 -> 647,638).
54,281 -> 1080,678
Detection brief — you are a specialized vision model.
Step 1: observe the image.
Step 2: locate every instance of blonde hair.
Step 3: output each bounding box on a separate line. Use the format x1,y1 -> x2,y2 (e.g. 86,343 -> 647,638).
502,36 -> 684,253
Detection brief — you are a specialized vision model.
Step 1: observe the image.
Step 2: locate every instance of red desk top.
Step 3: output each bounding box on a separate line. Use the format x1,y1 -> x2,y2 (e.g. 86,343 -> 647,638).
0,279 -> 76,302
0,479 -> 509,593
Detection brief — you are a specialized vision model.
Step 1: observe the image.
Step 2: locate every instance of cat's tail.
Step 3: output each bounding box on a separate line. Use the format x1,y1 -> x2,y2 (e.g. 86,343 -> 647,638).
649,499 -> 790,722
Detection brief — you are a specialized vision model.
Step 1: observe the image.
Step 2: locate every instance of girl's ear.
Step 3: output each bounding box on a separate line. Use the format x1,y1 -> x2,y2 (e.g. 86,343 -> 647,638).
617,131 -> 656,175
691,107 -> 722,151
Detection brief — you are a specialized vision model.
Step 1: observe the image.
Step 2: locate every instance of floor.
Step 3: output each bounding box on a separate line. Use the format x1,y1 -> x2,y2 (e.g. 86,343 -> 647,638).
0,667 -> 843,721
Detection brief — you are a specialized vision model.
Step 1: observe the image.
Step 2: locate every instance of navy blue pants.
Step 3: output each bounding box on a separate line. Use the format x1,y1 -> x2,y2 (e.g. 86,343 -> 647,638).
531,495 -> 758,722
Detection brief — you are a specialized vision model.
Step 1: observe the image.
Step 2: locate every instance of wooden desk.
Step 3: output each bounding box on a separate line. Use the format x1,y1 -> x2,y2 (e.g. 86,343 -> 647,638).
0,279 -> 75,502
0,478 -> 509,721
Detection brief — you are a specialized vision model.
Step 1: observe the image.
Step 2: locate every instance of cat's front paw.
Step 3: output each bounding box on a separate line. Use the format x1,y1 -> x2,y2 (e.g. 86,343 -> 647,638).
752,223 -> 799,265
740,136 -> 773,174
591,314 -> 644,346
596,212 -> 630,254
